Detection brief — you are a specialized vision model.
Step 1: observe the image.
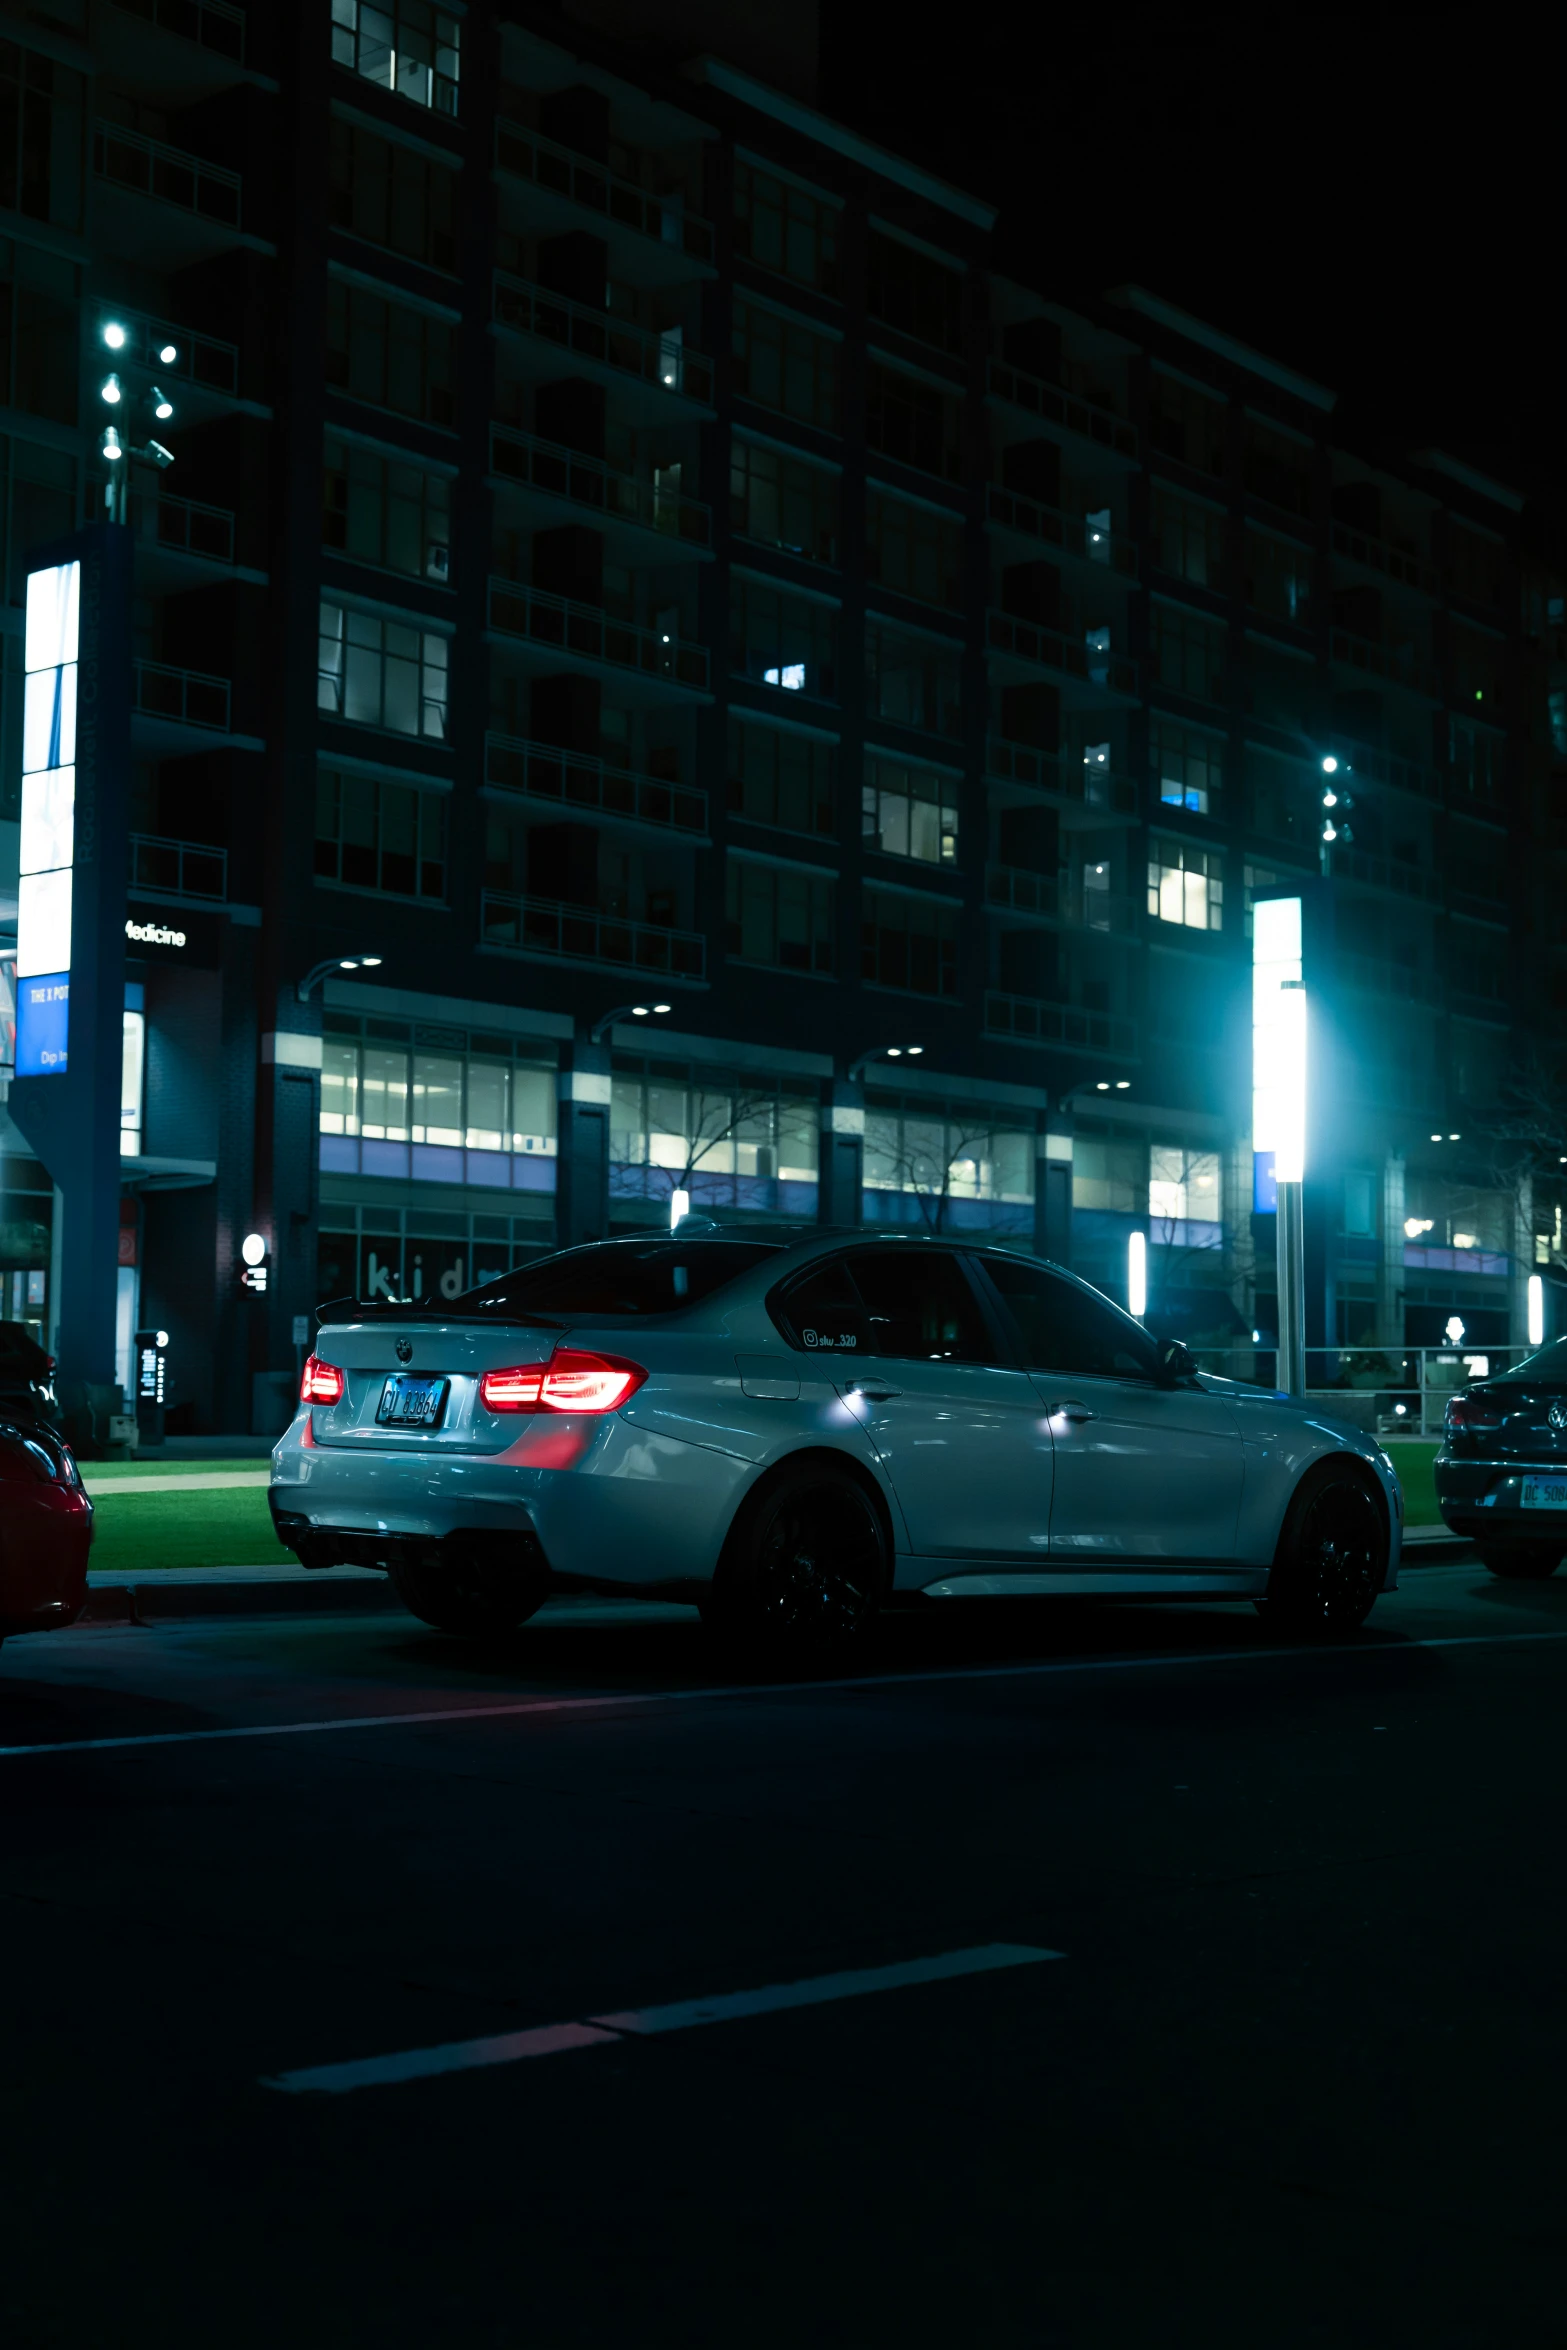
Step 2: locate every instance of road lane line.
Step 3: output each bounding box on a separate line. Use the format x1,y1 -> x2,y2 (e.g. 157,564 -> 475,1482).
4,1627 -> 1565,1764
262,1943 -> 1061,2095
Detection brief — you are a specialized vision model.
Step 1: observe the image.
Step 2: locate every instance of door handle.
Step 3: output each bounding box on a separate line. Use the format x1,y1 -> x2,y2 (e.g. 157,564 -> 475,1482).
1051,1399 -> 1095,1423
846,1382 -> 902,1402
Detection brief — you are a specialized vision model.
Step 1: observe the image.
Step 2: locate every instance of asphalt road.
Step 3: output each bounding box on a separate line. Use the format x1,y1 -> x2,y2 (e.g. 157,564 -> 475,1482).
3,1561 -> 1565,2348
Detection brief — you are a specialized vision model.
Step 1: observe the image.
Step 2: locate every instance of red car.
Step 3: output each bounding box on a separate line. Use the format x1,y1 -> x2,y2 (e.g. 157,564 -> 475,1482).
0,1418 -> 93,1646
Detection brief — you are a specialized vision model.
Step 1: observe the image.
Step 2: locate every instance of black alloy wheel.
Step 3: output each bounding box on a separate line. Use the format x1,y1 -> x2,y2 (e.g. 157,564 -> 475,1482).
1479,1545 -> 1562,1580
709,1464 -> 887,1662
390,1545 -> 547,1637
1260,1461 -> 1386,1635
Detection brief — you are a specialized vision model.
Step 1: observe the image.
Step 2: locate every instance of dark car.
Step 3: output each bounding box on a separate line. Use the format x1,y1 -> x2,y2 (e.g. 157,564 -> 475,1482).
0,1418 -> 93,1646
0,1321 -> 59,1428
1435,1338 -> 1567,1576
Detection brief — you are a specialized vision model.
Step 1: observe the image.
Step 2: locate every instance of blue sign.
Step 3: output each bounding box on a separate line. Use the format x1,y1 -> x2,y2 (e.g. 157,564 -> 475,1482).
15,974 -> 69,1075
1253,1149 -> 1278,1214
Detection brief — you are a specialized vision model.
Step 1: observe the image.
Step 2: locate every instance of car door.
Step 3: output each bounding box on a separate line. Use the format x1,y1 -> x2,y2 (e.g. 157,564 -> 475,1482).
813,1246 -> 1052,1563
977,1254 -> 1244,1563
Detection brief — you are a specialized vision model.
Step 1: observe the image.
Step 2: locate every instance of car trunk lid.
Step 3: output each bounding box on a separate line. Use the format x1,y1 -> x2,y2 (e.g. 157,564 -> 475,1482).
307,1316 -> 561,1454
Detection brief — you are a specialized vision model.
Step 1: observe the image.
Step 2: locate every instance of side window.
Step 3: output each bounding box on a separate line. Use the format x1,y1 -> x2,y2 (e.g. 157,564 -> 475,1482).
983,1256 -> 1158,1381
842,1248 -> 987,1364
770,1259 -> 870,1356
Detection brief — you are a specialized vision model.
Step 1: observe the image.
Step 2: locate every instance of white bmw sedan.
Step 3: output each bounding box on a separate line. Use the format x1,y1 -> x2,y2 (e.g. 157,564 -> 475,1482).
269,1229 -> 1402,1654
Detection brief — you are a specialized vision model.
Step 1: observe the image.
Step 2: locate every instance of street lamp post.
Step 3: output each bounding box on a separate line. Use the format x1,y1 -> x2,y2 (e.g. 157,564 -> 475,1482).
296,952 -> 384,1005
97,319 -> 180,525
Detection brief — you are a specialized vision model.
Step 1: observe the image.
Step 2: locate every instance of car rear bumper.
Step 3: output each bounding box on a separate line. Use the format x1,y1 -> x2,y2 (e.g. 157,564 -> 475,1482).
1433,1454 -> 1567,1541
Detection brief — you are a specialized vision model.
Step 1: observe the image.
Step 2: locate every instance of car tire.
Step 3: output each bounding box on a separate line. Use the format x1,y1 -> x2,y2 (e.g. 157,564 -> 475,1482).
390,1547 -> 547,1637
1258,1460 -> 1386,1636
708,1462 -> 887,1663
1479,1546 -> 1562,1580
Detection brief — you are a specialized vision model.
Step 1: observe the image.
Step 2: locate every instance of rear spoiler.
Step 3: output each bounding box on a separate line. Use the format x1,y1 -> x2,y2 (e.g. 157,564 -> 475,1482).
314,1295 -> 563,1331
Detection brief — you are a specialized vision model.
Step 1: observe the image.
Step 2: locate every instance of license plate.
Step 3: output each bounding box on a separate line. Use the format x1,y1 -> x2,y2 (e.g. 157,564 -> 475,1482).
1521,1478 -> 1567,1509
376,1374 -> 447,1429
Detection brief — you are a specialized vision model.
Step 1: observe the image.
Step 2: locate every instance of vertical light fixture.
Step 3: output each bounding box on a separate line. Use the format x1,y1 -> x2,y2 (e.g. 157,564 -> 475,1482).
1528,1273 -> 1545,1349
1253,895 -> 1307,1396
15,561 -> 81,1076
1127,1229 -> 1147,1319
670,1187 -> 690,1233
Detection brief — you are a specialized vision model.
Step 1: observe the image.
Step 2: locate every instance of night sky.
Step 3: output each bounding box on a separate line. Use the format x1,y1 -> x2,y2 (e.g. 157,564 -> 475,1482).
822,11 -> 1559,545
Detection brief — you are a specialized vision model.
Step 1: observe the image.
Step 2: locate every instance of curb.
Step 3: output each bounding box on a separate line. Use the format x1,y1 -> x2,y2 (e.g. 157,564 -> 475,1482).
77,1576 -> 403,1625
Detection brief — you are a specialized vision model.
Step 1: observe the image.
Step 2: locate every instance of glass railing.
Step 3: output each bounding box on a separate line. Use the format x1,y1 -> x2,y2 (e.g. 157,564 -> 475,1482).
484,732 -> 707,834
1331,627 -> 1440,701
113,0 -> 246,60
487,577 -> 708,691
986,609 -> 1138,697
93,121 -> 242,226
985,865 -> 1137,933
985,357 -> 1137,459
129,490 -> 235,564
129,831 -> 228,901
1331,522 -> 1441,598
494,121 -> 713,263
985,485 -> 1137,577
480,891 -> 705,979
489,426 -> 710,547
132,658 -> 231,731
492,272 -> 713,405
984,990 -> 1136,1057
985,738 -> 1139,816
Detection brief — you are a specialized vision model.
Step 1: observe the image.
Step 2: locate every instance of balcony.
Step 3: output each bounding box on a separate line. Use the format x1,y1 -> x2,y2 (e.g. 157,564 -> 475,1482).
985,737 -> 1139,820
494,120 -> 714,271
984,989 -> 1137,1060
1331,627 -> 1441,702
1336,950 -> 1444,1008
480,891 -> 706,981
1332,522 -> 1441,600
1448,885 -> 1509,928
1447,769 -> 1505,822
129,832 -> 228,903
986,865 -> 1139,933
111,0 -> 245,58
92,123 -> 247,260
489,425 -> 710,556
134,658 -> 229,731
985,485 -> 1137,578
1326,846 -> 1443,905
484,732 -> 708,838
986,609 -> 1138,700
986,357 -> 1138,462
487,577 -> 709,698
492,272 -> 714,414
128,489 -> 236,567
1332,741 -> 1442,804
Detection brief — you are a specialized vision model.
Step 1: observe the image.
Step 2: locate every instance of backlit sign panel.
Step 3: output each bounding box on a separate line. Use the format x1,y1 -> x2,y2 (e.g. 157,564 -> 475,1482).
16,561 -> 80,1076
1252,894 -> 1306,1185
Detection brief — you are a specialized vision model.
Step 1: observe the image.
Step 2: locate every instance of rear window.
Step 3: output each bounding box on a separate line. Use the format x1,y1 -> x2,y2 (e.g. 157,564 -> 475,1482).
459,1240 -> 781,1319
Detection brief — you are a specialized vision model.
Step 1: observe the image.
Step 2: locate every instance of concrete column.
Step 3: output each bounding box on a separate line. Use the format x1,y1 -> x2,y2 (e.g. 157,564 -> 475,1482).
556,1044 -> 611,1246
1035,1113 -> 1072,1263
819,1082 -> 864,1228
1376,1150 -> 1406,1349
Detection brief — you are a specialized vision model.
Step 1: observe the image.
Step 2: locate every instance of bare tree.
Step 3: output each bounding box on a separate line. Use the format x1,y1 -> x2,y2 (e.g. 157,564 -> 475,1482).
613,1080 -> 786,1215
869,1113 -> 1023,1236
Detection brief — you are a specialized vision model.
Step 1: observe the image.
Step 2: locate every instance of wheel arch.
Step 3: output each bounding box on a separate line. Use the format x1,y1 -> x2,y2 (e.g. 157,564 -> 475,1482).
1271,1448 -> 1391,1573
716,1443 -> 899,1584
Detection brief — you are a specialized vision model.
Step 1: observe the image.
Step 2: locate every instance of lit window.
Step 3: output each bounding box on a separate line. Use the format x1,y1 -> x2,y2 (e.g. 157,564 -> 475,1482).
330,0 -> 459,115
1148,839 -> 1222,931
1149,1146 -> 1220,1225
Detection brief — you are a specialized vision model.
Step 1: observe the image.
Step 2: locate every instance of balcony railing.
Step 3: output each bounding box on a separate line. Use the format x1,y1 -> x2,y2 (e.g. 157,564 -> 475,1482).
1448,885 -> 1509,926
1326,846 -> 1443,904
1447,768 -> 1505,818
128,489 -> 235,565
985,485 -> 1137,578
1332,522 -> 1441,598
93,121 -> 242,227
94,302 -> 240,397
489,425 -> 710,549
985,865 -> 1138,933
133,658 -> 231,732
492,272 -> 713,405
986,357 -> 1138,460
488,577 -> 708,692
1337,950 -> 1444,1008
986,609 -> 1138,698
985,737 -> 1139,818
1331,740 -> 1442,804
984,989 -> 1136,1059
484,732 -> 707,835
129,832 -> 228,901
1331,626 -> 1440,701
494,121 -> 713,264
481,891 -> 705,980
114,0 -> 246,61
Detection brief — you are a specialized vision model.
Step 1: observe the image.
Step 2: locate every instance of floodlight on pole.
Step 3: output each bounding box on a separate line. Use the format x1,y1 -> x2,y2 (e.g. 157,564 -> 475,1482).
100,374 -> 122,405
102,321 -> 127,351
158,342 -> 177,365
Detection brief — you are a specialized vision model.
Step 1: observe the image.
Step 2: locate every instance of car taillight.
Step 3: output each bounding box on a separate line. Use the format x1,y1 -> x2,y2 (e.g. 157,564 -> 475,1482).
480,1347 -> 647,1415
1445,1394 -> 1505,1434
301,1355 -> 345,1405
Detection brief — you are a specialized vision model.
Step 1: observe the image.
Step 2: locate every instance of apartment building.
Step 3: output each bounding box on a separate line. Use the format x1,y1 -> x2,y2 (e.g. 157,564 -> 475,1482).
0,0 -> 1558,1431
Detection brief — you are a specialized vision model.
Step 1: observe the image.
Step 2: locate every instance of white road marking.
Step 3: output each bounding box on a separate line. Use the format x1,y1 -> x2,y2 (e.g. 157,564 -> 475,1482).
262,1943 -> 1061,2095
2,1627 -> 1563,1766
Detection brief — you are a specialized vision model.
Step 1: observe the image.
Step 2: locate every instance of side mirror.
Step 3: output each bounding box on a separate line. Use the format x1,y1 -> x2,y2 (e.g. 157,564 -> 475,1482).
1158,1338 -> 1197,1383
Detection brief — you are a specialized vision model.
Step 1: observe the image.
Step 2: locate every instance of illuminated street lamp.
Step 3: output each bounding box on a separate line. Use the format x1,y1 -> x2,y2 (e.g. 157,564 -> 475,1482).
1319,754 -> 1353,879
296,952 -> 384,1004
849,1043 -> 925,1077
590,1000 -> 672,1045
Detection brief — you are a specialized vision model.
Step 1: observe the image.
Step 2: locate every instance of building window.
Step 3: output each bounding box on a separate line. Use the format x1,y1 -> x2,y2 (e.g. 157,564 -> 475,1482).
1244,526 -> 1312,622
325,279 -> 454,427
330,0 -> 459,115
730,576 -> 836,701
1243,415 -> 1313,518
1449,522 -> 1504,612
611,1068 -> 820,1202
862,886 -> 958,997
0,42 -> 85,232
318,602 -> 449,738
862,755 -> 958,865
864,1108 -> 1032,1214
1148,373 -> 1226,477
1449,718 -> 1503,795
1152,717 -> 1224,816
1148,838 -> 1222,930
1149,1146 -> 1221,1227
726,718 -> 834,837
1151,602 -> 1226,702
733,160 -> 839,295
866,489 -> 962,609
725,856 -> 834,974
732,299 -> 840,431
866,231 -> 963,356
1071,1130 -> 1146,1213
1150,484 -> 1225,588
729,438 -> 838,564
865,619 -> 963,738
328,118 -> 456,271
323,437 -> 451,582
0,434 -> 75,614
0,241 -> 77,425
865,361 -> 962,482
315,765 -> 447,900
321,1025 -> 556,1155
